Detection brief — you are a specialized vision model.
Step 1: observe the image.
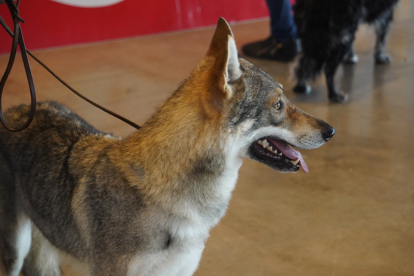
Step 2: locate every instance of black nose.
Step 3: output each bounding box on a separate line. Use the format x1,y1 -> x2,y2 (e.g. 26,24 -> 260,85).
322,126 -> 335,141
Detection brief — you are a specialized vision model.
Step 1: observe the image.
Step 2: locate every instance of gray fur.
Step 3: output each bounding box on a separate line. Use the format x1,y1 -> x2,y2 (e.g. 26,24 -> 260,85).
0,18 -> 334,276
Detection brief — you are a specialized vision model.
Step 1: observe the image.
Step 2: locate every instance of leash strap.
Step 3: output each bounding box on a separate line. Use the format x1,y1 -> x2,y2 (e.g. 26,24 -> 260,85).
0,0 -> 141,131
0,0 -> 36,132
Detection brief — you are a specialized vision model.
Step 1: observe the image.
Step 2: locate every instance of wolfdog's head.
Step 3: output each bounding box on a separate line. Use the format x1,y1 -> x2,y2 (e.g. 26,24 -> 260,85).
190,18 -> 335,173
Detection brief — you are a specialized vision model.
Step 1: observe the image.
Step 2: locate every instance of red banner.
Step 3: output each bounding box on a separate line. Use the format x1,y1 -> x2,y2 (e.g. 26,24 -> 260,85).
0,0 -> 268,54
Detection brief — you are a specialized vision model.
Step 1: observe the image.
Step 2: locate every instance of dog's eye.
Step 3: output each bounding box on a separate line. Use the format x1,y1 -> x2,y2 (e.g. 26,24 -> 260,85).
274,101 -> 282,110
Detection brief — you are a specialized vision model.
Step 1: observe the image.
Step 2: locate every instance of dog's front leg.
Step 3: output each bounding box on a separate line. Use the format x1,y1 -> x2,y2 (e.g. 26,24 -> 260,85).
374,9 -> 393,64
343,44 -> 359,64
173,246 -> 204,276
293,56 -> 323,95
324,43 -> 352,103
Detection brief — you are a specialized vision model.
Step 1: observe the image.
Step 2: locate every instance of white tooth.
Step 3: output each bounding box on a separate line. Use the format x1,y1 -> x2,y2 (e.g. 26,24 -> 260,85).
291,158 -> 300,165
273,150 -> 278,154
263,140 -> 269,147
267,146 -> 273,151
278,152 -> 283,156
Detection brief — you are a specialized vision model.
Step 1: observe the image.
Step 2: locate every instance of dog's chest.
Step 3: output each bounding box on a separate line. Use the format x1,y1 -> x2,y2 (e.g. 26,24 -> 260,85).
127,244 -> 203,276
177,154 -> 242,227
127,223 -> 206,276
126,157 -> 242,276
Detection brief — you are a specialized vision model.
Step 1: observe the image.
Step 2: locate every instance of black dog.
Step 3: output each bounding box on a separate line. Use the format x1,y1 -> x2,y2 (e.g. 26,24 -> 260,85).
293,0 -> 400,102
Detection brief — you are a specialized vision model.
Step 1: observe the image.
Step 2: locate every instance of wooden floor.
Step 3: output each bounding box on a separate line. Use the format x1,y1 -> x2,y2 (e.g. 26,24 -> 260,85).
1,0 -> 414,275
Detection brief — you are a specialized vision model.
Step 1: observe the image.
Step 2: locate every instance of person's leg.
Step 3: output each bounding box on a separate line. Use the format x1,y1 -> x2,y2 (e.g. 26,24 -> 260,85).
267,0 -> 297,42
242,0 -> 298,62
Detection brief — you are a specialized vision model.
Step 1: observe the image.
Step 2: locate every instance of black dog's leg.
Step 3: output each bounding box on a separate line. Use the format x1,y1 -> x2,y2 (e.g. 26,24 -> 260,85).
294,56 -> 323,94
325,44 -> 351,103
374,9 -> 393,64
343,44 -> 358,64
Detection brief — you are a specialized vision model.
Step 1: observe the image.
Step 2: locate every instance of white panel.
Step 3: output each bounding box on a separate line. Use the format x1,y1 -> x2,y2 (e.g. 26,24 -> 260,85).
50,0 -> 124,8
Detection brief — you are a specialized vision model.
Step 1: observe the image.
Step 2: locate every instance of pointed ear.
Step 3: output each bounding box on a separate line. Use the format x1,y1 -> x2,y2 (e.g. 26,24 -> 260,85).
206,18 -> 242,98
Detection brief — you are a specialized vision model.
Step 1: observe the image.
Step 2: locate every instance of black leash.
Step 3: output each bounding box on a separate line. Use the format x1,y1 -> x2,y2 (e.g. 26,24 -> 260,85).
0,0 -> 141,132
0,0 -> 35,132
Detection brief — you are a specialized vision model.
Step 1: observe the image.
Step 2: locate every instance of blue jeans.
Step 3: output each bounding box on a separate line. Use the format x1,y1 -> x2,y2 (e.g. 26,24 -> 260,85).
266,0 -> 297,42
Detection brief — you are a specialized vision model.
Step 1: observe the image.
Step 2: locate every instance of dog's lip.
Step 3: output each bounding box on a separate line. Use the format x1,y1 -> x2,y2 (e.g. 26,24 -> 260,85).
255,137 -> 309,173
252,142 -> 300,172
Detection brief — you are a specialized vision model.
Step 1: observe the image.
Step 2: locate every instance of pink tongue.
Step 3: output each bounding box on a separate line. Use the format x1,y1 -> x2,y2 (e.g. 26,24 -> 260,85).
268,138 -> 309,173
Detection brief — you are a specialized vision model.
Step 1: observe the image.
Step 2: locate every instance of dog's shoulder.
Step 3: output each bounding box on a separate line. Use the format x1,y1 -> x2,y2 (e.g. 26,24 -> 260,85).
0,101 -> 118,168
19,101 -> 103,134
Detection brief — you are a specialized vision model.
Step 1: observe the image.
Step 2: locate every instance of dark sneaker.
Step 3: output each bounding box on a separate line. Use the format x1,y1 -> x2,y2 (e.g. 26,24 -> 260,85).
242,36 -> 298,62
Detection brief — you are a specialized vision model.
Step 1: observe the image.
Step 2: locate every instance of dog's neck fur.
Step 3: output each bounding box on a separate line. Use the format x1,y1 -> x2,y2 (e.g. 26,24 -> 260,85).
116,20 -> 243,233
118,67 -> 242,229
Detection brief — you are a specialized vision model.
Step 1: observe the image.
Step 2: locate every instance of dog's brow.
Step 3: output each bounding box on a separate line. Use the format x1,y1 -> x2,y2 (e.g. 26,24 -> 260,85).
276,87 -> 283,96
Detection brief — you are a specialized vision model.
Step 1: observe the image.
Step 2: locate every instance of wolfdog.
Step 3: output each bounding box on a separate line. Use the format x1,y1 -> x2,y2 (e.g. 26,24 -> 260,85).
293,0 -> 400,102
0,18 -> 334,276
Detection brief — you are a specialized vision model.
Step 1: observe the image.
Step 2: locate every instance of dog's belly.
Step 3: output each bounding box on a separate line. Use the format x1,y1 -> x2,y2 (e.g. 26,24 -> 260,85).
127,245 -> 204,276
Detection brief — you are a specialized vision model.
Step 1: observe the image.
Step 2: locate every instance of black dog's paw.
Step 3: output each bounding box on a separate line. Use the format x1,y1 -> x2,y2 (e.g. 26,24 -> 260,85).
375,53 -> 391,64
293,83 -> 311,94
343,53 -> 359,64
329,92 -> 349,103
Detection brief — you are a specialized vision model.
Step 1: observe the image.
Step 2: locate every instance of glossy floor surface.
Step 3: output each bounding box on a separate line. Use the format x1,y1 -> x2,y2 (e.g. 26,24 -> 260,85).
1,1 -> 413,275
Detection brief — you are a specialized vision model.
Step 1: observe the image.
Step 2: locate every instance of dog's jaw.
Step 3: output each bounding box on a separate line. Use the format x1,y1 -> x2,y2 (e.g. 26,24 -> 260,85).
238,124 -> 331,173
255,138 -> 307,172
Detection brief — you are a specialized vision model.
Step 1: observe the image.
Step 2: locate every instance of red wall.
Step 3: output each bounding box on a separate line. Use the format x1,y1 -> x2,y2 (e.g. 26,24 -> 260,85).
0,0 -> 269,54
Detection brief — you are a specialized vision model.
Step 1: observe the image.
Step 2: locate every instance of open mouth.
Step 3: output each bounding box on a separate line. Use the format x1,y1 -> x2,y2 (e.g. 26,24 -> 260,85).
250,137 -> 309,173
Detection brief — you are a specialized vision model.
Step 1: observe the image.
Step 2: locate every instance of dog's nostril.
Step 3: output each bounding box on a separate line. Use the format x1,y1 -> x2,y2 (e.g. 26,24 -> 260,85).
322,127 -> 335,141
